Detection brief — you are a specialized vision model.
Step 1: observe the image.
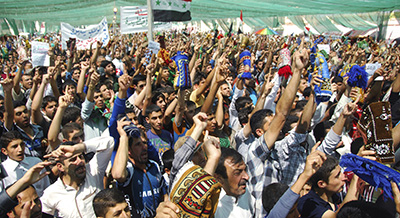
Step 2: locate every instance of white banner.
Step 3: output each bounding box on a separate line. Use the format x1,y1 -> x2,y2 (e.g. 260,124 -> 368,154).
148,41 -> 160,54
317,44 -> 330,55
120,6 -> 171,34
61,17 -> 110,50
31,41 -> 50,67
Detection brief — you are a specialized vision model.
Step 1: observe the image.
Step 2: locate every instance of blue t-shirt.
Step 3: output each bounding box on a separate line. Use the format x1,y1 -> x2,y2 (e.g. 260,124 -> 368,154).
146,129 -> 173,155
118,160 -> 167,218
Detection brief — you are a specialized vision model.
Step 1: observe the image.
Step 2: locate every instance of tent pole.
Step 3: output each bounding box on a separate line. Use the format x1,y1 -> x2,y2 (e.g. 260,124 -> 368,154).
147,0 -> 154,41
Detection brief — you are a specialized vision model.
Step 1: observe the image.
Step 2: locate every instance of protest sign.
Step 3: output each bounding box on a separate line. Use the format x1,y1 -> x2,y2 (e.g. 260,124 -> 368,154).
148,40 -> 160,54
317,44 -> 330,55
365,63 -> 382,78
120,6 -> 171,34
31,41 -> 50,67
61,17 -> 109,50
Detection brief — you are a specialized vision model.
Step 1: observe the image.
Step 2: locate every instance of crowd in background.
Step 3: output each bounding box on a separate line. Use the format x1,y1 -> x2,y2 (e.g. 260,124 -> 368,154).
0,30 -> 399,218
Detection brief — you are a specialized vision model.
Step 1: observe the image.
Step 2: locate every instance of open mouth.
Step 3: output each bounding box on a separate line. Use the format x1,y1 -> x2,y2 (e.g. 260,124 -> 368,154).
76,167 -> 86,174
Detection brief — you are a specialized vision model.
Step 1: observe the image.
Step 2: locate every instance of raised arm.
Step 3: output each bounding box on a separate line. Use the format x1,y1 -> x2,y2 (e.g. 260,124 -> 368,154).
264,48 -> 309,149
111,118 -> 132,183
90,41 -> 102,65
2,77 -> 14,131
12,61 -> 24,96
47,95 -> 73,150
174,89 -> 185,128
242,72 -> 276,137
201,55 -> 227,113
31,71 -> 51,125
296,73 -> 320,134
76,61 -> 90,100
141,63 -> 156,116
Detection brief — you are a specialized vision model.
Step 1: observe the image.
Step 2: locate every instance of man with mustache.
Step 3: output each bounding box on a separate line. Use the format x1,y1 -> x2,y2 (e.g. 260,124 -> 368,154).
214,148 -> 253,218
40,136 -> 114,218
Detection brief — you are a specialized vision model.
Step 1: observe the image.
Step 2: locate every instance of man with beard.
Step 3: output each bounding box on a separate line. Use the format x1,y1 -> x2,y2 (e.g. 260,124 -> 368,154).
112,118 -> 168,218
81,72 -> 110,140
40,135 -> 114,218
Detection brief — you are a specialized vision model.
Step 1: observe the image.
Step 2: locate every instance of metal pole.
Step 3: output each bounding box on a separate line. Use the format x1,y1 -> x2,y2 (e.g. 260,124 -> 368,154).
147,0 -> 154,41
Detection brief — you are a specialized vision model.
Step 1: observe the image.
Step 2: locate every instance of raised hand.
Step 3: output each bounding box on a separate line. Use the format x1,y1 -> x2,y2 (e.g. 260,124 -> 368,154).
0,78 -> 13,92
292,48 -> 309,70
117,117 -> 131,138
303,142 -> 326,178
90,72 -> 100,86
118,74 -> 132,93
357,145 -> 376,161
44,145 -> 77,161
203,137 -> 221,160
310,72 -> 324,92
193,112 -> 208,131
58,94 -> 74,108
21,161 -> 52,185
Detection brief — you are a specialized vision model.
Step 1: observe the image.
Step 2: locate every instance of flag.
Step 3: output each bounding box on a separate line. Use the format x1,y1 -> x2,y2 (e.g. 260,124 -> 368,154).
238,10 -> 243,34
153,0 -> 191,22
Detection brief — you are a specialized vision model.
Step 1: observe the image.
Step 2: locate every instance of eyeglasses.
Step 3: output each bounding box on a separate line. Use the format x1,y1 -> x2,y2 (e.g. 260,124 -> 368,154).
138,84 -> 145,88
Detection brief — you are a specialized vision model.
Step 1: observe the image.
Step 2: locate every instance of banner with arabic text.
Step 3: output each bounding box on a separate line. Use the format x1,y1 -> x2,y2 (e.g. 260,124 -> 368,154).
120,6 -> 171,34
61,17 -> 110,50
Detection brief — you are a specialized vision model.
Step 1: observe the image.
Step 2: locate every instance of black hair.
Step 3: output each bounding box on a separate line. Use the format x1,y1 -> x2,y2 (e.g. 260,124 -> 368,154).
351,138 -> 364,155
13,100 -> 26,110
93,188 -> 127,217
186,100 -> 196,109
193,72 -> 207,85
164,85 -> 175,95
303,87 -> 312,98
100,60 -> 115,69
151,91 -> 166,105
215,147 -> 244,179
295,100 -> 308,111
309,155 -> 339,189
62,107 -> 81,126
262,183 -> 289,213
42,96 -> 58,109
281,115 -> 299,135
332,76 -> 343,84
250,109 -> 274,136
162,149 -> 174,171
132,75 -> 146,86
337,200 -> 394,218
61,122 -> 82,139
71,67 -> 80,73
235,96 -> 252,112
145,104 -> 162,117
0,131 -> 23,149
62,79 -> 77,93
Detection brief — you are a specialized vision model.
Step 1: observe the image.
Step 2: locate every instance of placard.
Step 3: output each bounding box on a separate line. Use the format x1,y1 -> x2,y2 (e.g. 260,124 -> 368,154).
31,41 -> 50,67
61,17 -> 110,50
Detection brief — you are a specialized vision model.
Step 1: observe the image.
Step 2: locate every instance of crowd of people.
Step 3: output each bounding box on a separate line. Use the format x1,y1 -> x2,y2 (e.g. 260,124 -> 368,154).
0,29 -> 399,218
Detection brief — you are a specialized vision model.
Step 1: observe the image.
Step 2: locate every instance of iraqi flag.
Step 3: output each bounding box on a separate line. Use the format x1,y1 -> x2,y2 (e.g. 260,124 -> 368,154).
153,0 -> 191,22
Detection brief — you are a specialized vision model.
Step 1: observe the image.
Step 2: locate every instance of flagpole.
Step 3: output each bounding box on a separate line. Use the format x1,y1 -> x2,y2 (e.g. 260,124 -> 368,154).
147,0 -> 154,41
